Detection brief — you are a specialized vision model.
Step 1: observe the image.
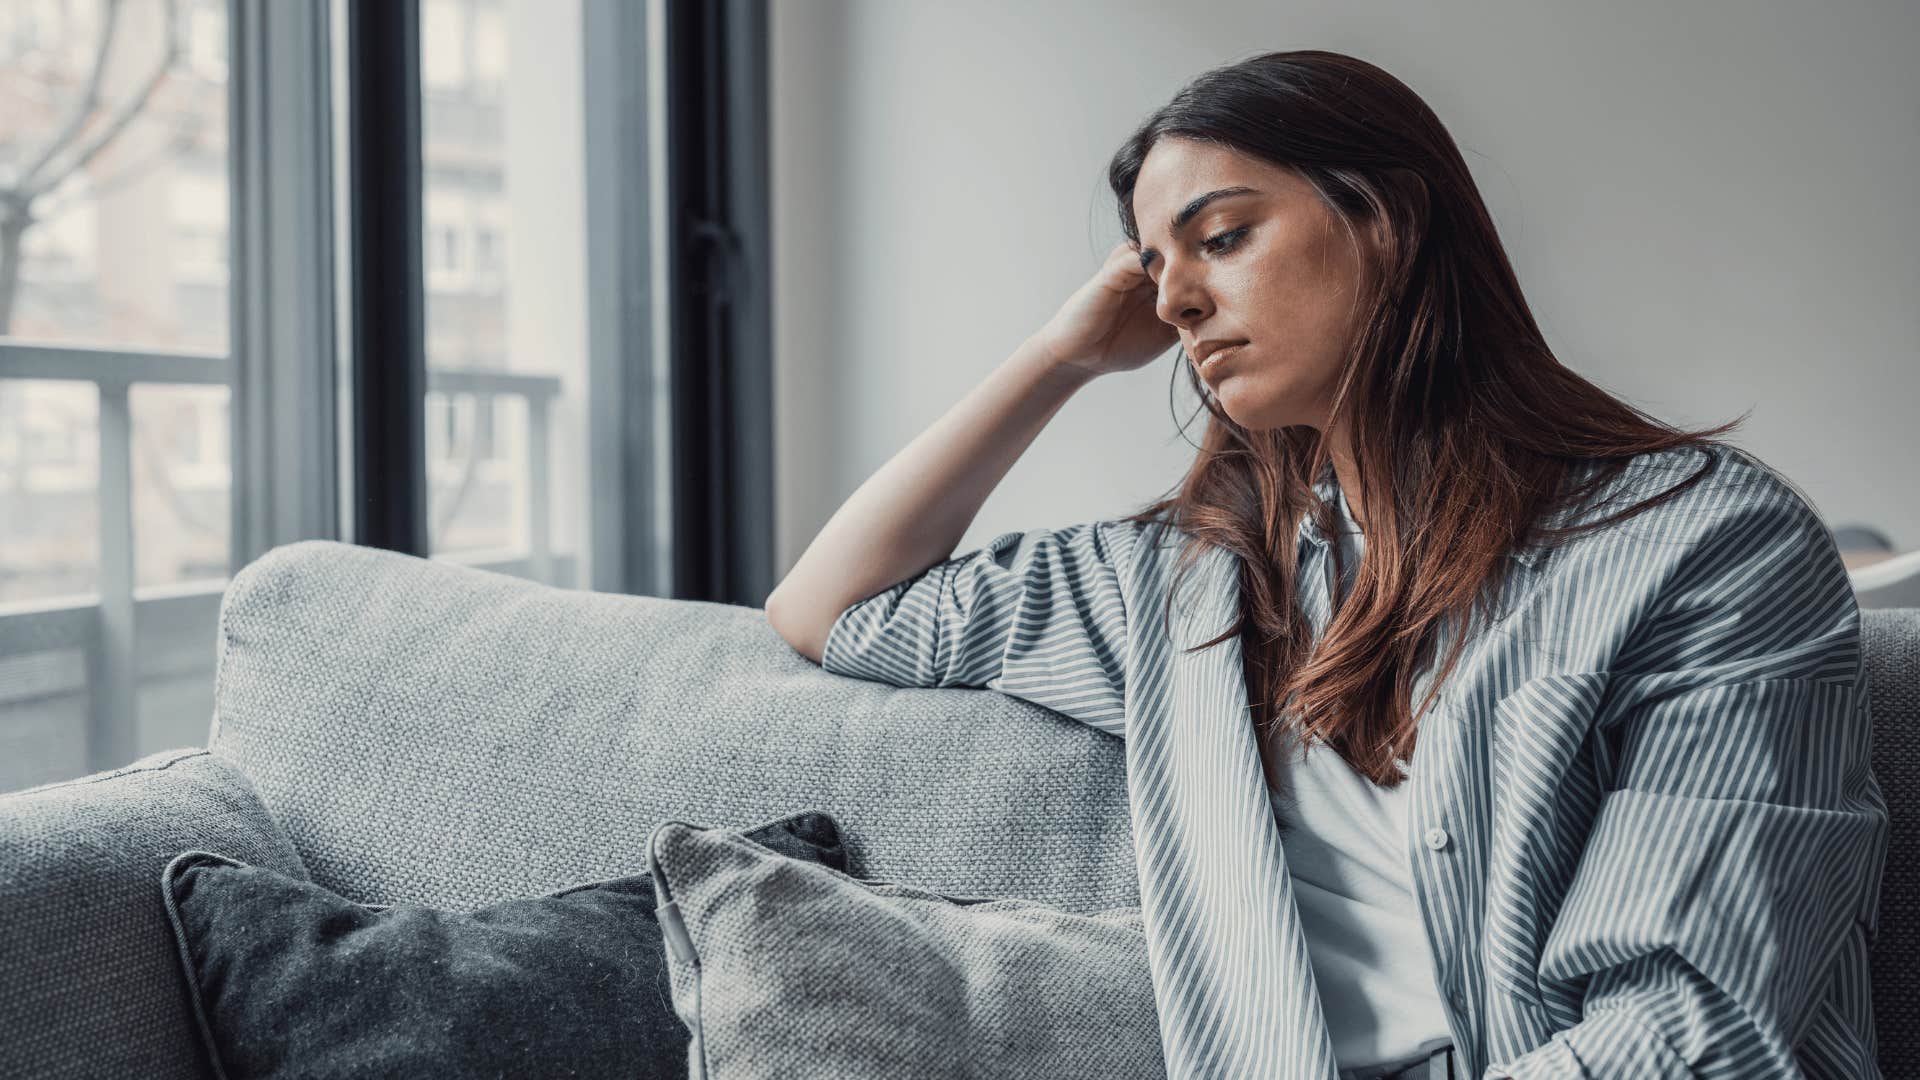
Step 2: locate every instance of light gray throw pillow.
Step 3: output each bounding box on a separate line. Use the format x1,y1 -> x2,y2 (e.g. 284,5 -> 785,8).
645,817 -> 1165,1079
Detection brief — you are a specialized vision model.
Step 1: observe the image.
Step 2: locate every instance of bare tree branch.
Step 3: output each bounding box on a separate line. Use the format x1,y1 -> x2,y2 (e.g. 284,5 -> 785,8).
0,69 -> 68,121
25,0 -> 182,200
32,124 -> 202,224
1,1 -> 189,331
14,0 -> 125,192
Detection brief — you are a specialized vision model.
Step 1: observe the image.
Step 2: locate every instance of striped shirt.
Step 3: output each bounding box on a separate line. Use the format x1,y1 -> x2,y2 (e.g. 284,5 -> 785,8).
820,445 -> 1890,1080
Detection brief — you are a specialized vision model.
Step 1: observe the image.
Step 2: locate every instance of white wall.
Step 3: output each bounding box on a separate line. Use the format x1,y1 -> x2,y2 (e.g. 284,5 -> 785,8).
771,0 -> 1920,578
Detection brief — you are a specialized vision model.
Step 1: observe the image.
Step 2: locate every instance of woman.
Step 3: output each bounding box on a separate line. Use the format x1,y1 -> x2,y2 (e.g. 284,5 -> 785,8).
767,50 -> 1887,1080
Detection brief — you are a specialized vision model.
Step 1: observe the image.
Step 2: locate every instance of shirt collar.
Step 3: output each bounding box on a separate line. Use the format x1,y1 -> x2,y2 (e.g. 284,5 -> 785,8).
1295,461 -> 1550,569
1294,461 -> 1361,553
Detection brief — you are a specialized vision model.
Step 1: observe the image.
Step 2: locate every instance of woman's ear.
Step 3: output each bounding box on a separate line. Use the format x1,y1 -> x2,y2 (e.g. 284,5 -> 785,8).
1384,166 -> 1429,212
1350,214 -> 1394,294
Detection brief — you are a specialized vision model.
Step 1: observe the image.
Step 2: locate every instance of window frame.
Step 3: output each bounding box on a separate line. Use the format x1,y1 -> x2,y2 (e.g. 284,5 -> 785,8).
0,0 -> 775,784
0,0 -> 339,775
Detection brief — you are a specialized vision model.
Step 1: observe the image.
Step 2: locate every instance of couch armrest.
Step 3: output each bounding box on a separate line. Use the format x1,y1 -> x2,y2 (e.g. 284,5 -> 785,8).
0,749 -> 309,1079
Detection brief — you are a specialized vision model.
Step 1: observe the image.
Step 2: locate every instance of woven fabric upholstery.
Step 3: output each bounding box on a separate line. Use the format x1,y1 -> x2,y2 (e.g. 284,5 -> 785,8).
209,540 -> 1138,914
0,749 -> 309,1080
646,819 -> 1162,1079
157,810 -> 851,1079
1864,608 -> 1920,1077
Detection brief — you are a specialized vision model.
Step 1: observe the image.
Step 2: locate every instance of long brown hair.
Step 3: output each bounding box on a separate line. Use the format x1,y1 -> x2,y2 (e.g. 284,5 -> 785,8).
1106,49 -> 1746,788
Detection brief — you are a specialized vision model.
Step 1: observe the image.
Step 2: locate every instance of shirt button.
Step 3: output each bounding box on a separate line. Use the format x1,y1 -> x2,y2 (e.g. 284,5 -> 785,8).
1449,990 -> 1469,1014
1424,827 -> 1450,851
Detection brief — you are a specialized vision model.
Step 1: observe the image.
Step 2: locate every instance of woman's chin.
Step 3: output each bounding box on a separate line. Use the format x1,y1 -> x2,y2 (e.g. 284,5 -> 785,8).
1213,385 -> 1298,430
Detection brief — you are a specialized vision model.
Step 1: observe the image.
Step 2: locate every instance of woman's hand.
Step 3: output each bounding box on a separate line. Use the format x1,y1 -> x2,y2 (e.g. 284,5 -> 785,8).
1031,241 -> 1181,379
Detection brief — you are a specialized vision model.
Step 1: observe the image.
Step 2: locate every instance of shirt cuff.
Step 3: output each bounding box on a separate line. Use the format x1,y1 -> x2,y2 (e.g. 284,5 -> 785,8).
1483,1008 -> 1692,1079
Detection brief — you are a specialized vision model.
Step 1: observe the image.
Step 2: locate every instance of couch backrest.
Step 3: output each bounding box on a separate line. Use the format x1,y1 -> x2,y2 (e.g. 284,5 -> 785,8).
209,541 -> 1139,915
1862,608 -> 1919,1075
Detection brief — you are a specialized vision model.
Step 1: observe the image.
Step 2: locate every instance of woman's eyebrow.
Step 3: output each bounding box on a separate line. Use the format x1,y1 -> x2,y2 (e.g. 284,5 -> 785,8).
1137,186 -> 1261,269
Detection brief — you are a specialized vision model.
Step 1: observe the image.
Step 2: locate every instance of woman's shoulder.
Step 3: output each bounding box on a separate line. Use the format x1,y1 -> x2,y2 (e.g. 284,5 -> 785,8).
1579,443 -> 1814,519
1545,443 -> 1830,567
1086,512 -> 1180,557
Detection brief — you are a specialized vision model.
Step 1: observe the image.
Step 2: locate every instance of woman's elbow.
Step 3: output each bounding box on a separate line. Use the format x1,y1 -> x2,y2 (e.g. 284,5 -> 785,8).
765,591 -> 828,666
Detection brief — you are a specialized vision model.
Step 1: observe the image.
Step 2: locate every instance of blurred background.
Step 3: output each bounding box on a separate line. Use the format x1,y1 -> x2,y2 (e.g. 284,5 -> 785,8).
1,0 -> 1915,792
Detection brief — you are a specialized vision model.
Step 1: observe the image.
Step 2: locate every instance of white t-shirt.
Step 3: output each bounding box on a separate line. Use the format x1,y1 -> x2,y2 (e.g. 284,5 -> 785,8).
1267,506 -> 1454,1071
1267,744 -> 1453,1069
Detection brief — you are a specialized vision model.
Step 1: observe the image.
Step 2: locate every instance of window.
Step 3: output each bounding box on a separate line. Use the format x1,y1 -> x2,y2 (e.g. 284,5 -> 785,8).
185,0 -> 227,80
427,220 -> 463,281
420,0 -> 469,94
473,224 -> 500,281
0,0 -> 235,792
3,0 -> 684,795
172,172 -> 229,283
420,0 -> 592,586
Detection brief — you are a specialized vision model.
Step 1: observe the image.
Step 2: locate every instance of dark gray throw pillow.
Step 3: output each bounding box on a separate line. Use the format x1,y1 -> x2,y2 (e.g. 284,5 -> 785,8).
160,810 -> 850,1080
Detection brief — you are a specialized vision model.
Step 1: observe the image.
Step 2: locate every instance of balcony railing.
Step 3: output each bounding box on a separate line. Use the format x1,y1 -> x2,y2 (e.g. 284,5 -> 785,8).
0,340 -> 563,790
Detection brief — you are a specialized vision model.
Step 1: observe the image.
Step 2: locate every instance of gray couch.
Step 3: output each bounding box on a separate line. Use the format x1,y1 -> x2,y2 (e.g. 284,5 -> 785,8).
1,539 -> 1914,1077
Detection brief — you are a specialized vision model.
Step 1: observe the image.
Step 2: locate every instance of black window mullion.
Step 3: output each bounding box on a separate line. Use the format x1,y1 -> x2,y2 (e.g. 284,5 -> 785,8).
345,0 -> 428,555
663,0 -> 775,606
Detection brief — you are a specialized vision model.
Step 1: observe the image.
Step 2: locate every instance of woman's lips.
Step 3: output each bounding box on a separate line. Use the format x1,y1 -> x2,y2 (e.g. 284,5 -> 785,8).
1199,342 -> 1247,376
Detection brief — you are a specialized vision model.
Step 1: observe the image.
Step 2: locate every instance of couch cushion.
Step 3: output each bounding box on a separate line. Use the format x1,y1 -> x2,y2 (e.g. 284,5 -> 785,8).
209,541 -> 1137,914
160,809 -> 850,1080
645,817 -> 1161,1079
0,749 -> 309,1080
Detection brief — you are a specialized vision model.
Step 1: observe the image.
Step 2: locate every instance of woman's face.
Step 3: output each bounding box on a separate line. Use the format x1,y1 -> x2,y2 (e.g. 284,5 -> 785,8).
1132,137 -> 1376,432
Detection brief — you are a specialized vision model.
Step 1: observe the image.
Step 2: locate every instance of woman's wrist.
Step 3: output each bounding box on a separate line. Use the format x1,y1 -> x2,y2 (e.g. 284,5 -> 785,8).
1017,333 -> 1100,393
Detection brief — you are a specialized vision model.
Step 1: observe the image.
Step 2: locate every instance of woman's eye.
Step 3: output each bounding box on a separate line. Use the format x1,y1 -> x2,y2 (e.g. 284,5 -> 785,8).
1142,227 -> 1251,281
1202,227 -> 1249,256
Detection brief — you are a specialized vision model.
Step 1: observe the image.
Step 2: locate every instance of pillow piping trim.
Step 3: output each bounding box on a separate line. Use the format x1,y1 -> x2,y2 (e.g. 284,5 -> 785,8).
160,849 -> 251,1080
647,819 -> 711,1080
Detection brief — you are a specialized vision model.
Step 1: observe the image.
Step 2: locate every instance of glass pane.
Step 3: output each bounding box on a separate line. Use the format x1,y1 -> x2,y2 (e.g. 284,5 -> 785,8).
0,380 -> 99,604
0,0 -> 233,794
426,389 -> 523,554
0,0 -> 231,352
420,0 -> 590,589
131,382 -> 230,588
0,646 -> 89,794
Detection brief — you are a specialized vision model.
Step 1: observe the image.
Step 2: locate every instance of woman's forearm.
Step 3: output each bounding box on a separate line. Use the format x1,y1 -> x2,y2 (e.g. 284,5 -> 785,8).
766,335 -> 1095,663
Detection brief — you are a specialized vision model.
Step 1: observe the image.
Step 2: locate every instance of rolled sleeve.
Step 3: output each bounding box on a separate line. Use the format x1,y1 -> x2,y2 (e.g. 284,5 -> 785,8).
819,520 -> 1134,738
1488,484 -> 1890,1078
